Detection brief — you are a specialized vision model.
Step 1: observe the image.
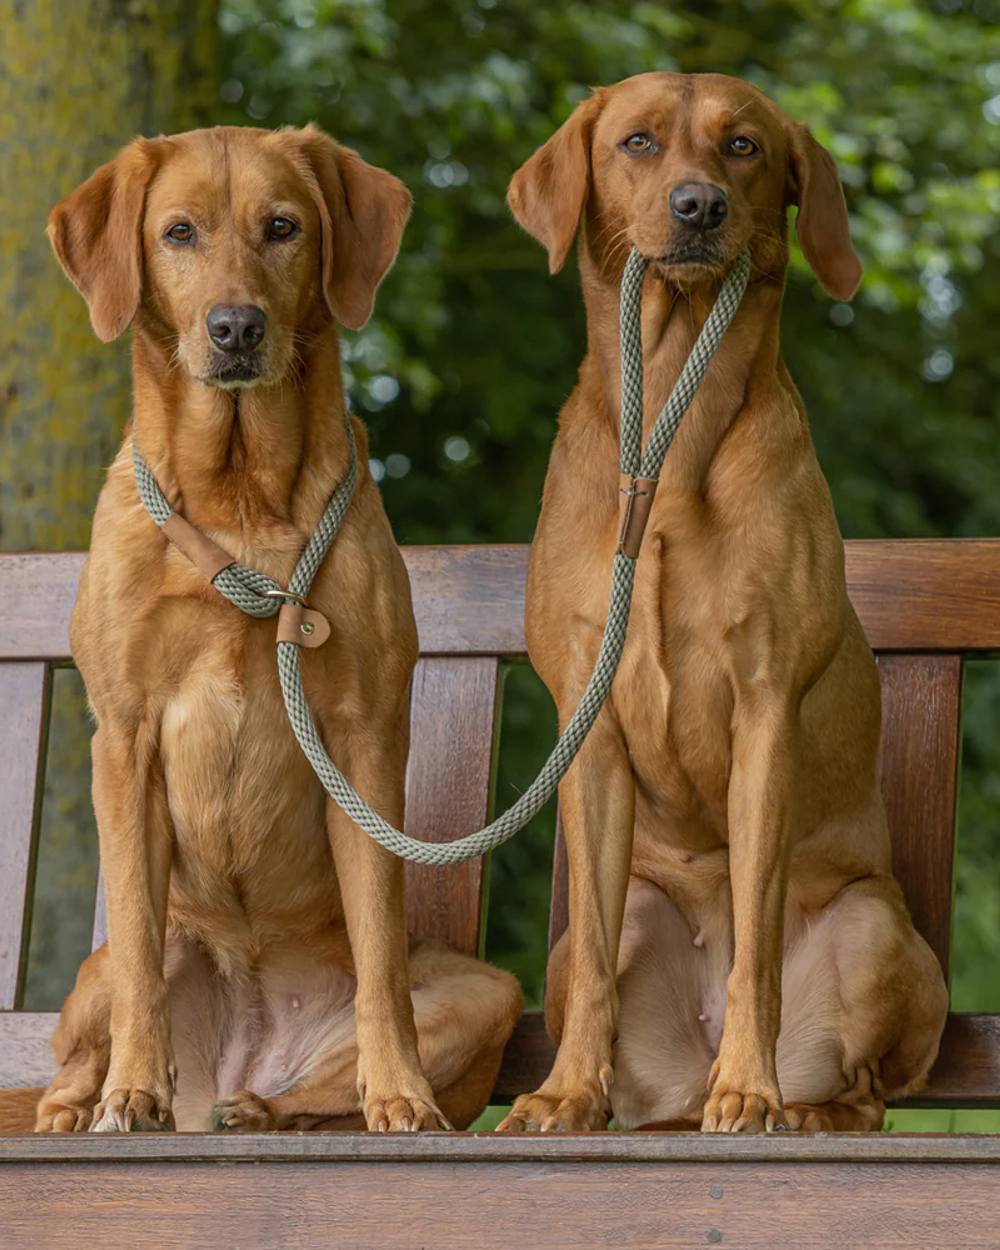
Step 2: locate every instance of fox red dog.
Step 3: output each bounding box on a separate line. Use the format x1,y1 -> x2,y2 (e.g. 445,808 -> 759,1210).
500,73 -> 947,1134
0,124 -> 520,1134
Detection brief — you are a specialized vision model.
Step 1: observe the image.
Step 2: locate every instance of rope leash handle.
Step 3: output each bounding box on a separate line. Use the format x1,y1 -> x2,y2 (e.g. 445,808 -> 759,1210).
133,247 -> 749,865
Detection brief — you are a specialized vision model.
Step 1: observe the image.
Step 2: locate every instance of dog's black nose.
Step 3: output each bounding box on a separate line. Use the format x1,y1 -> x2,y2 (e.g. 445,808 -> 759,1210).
206,305 -> 267,353
669,183 -> 728,231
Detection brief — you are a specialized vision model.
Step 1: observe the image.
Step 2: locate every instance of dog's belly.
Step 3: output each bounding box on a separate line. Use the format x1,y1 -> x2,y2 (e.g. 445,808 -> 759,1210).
166,932 -> 357,1129
160,662 -> 340,959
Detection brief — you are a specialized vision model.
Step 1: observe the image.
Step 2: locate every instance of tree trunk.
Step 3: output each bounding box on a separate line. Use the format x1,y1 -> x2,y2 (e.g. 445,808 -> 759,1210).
0,0 -> 219,1010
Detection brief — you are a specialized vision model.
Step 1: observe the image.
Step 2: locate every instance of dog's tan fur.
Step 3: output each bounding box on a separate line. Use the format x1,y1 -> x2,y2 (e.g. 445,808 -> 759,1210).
1,124 -> 520,1135
499,73 -> 947,1134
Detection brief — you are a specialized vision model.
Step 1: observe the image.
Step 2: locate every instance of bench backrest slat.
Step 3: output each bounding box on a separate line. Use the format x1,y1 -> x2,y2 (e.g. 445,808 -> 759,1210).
878,653 -> 963,974
0,662 -> 50,1010
404,656 -> 500,955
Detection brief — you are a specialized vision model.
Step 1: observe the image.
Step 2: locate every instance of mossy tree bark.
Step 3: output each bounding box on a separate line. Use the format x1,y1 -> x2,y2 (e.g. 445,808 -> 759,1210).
0,0 -> 220,1008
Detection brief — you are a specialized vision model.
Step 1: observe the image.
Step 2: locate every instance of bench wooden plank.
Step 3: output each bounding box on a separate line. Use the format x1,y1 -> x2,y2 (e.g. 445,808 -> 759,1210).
1,1146 -> 998,1249
6,541 -> 1000,661
3,1129 -> 1000,1162
6,1009 -> 997,1109
848,539 -> 1000,653
878,654 -> 962,974
0,664 -> 50,1011
490,1011 -> 1000,1109
404,657 -> 501,954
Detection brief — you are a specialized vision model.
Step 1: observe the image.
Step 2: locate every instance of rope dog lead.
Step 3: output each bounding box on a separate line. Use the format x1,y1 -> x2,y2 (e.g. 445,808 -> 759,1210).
133,247 -> 750,865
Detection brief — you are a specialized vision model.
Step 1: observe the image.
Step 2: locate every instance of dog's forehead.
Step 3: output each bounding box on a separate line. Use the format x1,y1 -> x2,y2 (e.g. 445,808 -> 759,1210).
147,129 -> 311,216
596,73 -> 781,139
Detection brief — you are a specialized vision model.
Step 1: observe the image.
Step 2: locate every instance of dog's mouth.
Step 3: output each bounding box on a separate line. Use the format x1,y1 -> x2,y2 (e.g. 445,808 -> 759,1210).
201,353 -> 265,389
649,233 -> 737,285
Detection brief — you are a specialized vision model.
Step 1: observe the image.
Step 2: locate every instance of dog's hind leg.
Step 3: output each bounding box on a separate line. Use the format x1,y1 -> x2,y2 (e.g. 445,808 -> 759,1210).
773,878 -> 947,1132
35,945 -> 111,1132
212,941 -> 523,1132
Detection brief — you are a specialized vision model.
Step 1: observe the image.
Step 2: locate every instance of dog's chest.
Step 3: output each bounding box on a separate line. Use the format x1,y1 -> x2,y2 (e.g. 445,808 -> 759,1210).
615,539 -> 740,846
159,638 -> 327,888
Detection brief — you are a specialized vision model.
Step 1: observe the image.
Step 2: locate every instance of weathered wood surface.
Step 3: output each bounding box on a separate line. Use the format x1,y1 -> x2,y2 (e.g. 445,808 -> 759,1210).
404,656 -> 501,955
878,653 -> 963,972
0,663 -> 49,1011
1,1135 -> 998,1250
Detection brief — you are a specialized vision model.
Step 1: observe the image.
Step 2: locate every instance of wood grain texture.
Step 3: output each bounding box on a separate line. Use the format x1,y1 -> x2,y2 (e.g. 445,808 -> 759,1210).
0,554 -> 83,661
0,1013 -> 56,1087
878,654 -> 963,974
0,1153 -> 998,1249
3,1130 -> 999,1163
0,664 -> 50,1011
403,545 -> 529,656
847,539 -> 1000,652
403,657 -> 501,954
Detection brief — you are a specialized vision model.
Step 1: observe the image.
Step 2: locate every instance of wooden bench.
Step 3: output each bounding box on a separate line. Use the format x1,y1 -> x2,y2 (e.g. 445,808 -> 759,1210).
2,541 -> 999,1247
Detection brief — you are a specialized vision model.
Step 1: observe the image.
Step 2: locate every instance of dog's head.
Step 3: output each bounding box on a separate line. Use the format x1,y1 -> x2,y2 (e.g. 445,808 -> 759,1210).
48,125 -> 411,388
508,72 -> 861,300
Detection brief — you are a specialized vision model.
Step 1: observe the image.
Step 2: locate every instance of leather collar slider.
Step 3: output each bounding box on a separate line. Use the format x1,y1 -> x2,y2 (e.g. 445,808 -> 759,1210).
276,602 -> 331,648
617,474 -> 658,559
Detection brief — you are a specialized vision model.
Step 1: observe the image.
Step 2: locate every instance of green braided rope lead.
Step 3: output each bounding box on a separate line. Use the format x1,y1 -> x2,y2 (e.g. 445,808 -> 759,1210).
133,247 -> 750,865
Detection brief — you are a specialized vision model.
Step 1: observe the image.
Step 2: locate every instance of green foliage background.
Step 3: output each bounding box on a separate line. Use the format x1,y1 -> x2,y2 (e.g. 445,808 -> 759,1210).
13,0 -> 1000,1130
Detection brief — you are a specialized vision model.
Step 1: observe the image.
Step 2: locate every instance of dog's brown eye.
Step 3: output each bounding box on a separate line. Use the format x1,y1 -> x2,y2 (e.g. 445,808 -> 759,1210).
165,222 -> 194,243
623,133 -> 653,154
728,136 -> 758,157
267,217 -> 299,241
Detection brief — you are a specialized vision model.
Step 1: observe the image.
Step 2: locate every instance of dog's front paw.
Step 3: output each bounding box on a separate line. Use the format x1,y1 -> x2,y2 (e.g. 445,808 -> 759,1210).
212,1090 -> 276,1132
701,1060 -> 785,1133
496,1066 -> 612,1133
91,1088 -> 175,1132
364,1091 -> 451,1132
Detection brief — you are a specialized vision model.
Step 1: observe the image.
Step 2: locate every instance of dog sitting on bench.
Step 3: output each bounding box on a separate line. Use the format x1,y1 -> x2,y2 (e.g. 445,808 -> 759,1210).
0,123 -> 520,1134
500,72 -> 948,1133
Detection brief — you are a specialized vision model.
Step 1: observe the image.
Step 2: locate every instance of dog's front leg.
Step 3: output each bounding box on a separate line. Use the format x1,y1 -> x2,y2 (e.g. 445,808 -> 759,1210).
499,715 -> 635,1132
90,722 -> 175,1132
702,699 -> 795,1133
325,740 -> 447,1132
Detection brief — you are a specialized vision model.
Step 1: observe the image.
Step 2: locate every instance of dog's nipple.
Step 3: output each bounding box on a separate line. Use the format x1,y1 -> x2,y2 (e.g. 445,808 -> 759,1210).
693,929 -> 705,949
291,996 -> 301,1010
698,1011 -> 710,1023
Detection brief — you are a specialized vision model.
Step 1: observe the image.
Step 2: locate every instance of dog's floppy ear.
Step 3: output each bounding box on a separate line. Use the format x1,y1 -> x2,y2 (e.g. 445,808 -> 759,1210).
287,125 -> 412,331
786,123 -> 863,301
48,139 -> 159,342
508,93 -> 602,274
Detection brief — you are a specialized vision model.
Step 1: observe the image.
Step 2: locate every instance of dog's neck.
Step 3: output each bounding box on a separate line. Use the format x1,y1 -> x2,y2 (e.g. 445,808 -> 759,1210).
578,239 -> 790,495
129,322 -> 352,541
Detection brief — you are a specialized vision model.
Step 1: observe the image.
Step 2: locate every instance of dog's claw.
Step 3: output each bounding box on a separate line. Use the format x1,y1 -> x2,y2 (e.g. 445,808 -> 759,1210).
363,1093 -> 449,1133
91,1088 -> 174,1133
